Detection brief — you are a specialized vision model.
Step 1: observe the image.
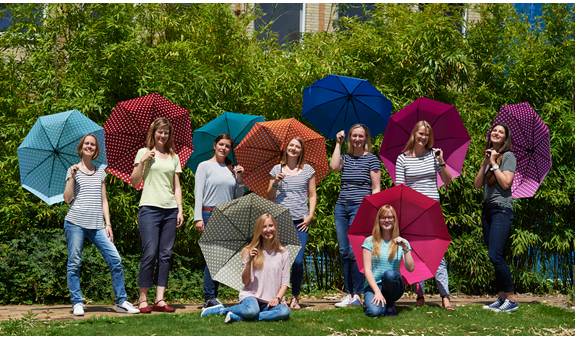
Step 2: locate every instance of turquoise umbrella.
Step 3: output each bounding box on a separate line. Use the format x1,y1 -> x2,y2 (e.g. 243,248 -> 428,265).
186,112 -> 265,174
17,110 -> 107,205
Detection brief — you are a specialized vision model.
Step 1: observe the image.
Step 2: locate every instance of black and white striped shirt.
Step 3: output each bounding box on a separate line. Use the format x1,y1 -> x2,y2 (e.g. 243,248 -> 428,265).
270,164 -> 315,221
395,150 -> 441,201
64,167 -> 107,229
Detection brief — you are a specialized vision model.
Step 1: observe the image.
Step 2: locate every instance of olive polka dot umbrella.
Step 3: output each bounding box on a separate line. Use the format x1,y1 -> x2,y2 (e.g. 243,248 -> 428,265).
198,193 -> 301,291
104,93 -> 193,189
17,110 -> 107,205
487,102 -> 552,199
234,118 -> 330,198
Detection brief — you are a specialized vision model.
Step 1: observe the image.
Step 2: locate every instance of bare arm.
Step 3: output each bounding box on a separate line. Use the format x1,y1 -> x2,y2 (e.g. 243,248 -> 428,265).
395,237 -> 415,272
435,149 -> 452,185
330,130 -> 345,172
242,249 -> 257,286
63,165 -> 79,204
267,172 -> 286,200
370,169 -> 381,194
174,173 -> 184,228
102,181 -> 113,242
297,175 -> 317,232
474,149 -> 491,188
363,248 -> 385,307
267,285 -> 289,307
130,149 -> 154,188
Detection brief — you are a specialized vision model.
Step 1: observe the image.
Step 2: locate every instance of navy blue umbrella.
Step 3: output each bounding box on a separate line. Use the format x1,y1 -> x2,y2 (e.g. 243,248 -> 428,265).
302,74 -> 392,139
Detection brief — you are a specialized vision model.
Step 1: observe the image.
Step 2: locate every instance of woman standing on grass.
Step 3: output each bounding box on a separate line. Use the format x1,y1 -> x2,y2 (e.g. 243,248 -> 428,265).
395,120 -> 454,311
474,123 -> 518,313
363,205 -> 414,317
330,124 -> 381,308
195,133 -> 245,314
267,136 -> 317,310
201,213 -> 291,323
63,134 -> 140,316
131,118 -> 184,313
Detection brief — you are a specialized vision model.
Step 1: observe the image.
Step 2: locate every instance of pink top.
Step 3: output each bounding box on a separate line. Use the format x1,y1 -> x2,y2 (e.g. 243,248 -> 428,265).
238,248 -> 291,303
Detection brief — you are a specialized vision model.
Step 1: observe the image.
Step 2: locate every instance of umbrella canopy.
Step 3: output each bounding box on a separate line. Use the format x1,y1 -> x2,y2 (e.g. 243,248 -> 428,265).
302,74 -> 392,139
347,184 -> 451,285
379,97 -> 471,187
234,118 -> 330,198
104,93 -> 193,189
17,110 -> 107,205
487,102 -> 551,199
198,193 -> 301,291
186,112 -> 265,174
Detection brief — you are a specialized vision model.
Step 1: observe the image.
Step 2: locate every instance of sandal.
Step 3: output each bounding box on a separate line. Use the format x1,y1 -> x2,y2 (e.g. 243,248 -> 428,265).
280,296 -> 288,307
138,300 -> 151,314
416,295 -> 425,307
290,296 -> 301,310
441,296 -> 455,311
152,299 -> 175,313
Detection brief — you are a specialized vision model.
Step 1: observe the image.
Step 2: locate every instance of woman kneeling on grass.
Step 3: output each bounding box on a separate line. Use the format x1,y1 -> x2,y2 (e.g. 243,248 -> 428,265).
202,213 -> 291,323
363,205 -> 414,317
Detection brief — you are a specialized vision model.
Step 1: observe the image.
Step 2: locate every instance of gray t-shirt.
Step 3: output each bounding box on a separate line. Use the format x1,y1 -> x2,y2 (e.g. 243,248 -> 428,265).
194,160 -> 244,221
483,152 -> 516,209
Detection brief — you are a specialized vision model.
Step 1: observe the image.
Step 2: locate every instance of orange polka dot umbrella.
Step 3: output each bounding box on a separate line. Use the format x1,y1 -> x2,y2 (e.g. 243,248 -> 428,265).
235,118 -> 330,198
104,93 -> 193,189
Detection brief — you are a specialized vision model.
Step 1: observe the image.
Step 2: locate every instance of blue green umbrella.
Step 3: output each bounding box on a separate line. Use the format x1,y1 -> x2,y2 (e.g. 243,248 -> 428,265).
187,112 -> 265,174
17,110 -> 107,205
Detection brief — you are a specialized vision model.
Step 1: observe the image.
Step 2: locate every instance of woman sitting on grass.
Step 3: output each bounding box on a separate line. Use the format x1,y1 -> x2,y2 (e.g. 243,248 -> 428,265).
202,213 -> 291,323
363,205 -> 414,317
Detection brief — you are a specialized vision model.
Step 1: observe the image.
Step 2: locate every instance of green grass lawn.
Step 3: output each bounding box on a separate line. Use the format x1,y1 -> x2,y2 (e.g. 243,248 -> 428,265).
3,303 -> 574,336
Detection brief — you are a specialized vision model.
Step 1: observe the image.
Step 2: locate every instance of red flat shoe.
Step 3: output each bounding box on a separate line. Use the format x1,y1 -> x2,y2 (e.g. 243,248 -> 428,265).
138,300 -> 151,314
153,299 -> 175,313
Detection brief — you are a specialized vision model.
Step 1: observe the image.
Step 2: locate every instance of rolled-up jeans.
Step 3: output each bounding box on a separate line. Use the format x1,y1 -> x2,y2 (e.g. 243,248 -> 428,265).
223,296 -> 290,322
414,257 -> 450,297
481,204 -> 515,293
334,203 -> 364,295
364,270 -> 404,317
64,221 -> 127,306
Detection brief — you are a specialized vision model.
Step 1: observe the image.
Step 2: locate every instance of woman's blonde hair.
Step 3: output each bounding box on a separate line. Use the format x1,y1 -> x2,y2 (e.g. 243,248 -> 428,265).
280,137 -> 306,169
241,213 -> 285,269
371,205 -> 400,261
76,133 -> 100,160
402,120 -> 434,153
145,118 -> 175,157
346,124 -> 372,155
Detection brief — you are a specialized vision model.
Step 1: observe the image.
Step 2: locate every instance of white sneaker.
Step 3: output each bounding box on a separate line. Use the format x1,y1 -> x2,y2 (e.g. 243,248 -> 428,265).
334,295 -> 352,308
350,295 -> 363,307
116,301 -> 141,314
73,303 -> 85,316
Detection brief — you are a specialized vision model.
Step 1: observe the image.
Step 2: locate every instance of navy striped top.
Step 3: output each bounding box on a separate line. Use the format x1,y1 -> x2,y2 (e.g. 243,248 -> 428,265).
336,153 -> 380,205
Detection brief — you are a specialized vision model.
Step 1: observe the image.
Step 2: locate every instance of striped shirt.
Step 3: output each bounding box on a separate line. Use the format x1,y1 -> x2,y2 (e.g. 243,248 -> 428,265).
65,167 -> 107,230
395,150 -> 441,201
269,164 -> 315,221
362,236 -> 410,290
337,153 -> 380,205
134,148 -> 182,209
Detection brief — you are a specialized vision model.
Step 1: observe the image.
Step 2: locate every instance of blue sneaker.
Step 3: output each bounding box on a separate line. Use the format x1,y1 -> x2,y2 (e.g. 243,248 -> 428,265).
493,299 -> 518,313
483,297 -> 504,310
201,305 -> 224,317
384,306 -> 396,317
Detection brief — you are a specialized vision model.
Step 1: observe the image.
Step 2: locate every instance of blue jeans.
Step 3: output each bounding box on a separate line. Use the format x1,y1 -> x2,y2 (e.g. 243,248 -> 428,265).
334,203 -> 364,295
291,219 -> 308,297
64,221 -> 127,306
223,297 -> 290,322
364,270 -> 405,317
481,205 -> 515,293
202,209 -> 220,301
414,257 -> 450,296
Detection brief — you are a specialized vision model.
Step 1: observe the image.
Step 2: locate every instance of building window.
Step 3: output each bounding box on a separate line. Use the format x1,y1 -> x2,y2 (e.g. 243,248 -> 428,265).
254,3 -> 302,45
337,3 -> 376,22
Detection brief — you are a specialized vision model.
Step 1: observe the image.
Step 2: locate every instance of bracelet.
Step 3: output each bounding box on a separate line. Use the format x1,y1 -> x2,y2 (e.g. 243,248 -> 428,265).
439,163 -> 446,167
177,203 -> 183,206
276,297 -> 282,303
272,184 -> 278,188
105,224 -> 111,227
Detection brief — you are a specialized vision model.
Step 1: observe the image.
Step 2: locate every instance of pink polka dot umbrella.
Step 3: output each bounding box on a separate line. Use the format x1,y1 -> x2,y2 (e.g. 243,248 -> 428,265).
104,93 -> 193,189
234,118 -> 330,198
487,102 -> 551,199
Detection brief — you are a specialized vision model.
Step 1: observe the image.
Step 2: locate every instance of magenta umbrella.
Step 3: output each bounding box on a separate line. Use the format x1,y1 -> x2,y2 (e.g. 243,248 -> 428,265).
347,184 -> 451,285
379,97 -> 471,187
487,102 -> 551,199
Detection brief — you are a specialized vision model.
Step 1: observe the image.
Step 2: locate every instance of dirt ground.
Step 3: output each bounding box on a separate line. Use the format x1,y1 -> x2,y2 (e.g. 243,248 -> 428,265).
1,292 -> 571,321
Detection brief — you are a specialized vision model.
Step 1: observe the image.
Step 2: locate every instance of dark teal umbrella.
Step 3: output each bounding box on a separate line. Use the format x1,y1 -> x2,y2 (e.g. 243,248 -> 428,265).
187,112 -> 265,174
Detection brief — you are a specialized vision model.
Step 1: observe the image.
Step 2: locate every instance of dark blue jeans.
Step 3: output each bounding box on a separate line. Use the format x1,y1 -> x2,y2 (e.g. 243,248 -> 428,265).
334,203 -> 364,295
481,205 -> 515,293
364,270 -> 405,317
202,209 -> 220,301
291,219 -> 308,297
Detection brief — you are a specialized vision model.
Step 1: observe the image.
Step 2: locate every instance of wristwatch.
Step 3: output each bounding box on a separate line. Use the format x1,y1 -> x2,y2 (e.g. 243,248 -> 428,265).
491,164 -> 500,171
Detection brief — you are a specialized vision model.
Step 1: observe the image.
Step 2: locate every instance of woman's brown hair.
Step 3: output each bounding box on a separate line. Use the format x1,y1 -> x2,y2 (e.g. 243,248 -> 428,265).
76,133 -> 100,160
145,118 -> 175,157
484,123 -> 514,187
241,213 -> 285,269
214,133 -> 236,173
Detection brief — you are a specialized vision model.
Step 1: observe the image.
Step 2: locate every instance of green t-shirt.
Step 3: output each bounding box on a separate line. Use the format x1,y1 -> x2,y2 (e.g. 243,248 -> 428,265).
134,148 -> 182,209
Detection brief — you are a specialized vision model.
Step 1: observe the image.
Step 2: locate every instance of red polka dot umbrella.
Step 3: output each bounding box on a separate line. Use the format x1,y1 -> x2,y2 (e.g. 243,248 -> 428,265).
487,102 -> 551,199
234,118 -> 330,198
104,93 -> 193,189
